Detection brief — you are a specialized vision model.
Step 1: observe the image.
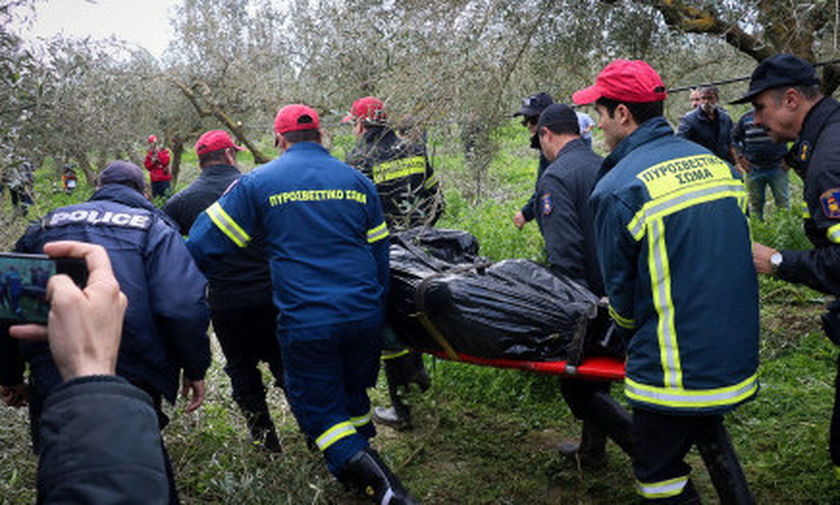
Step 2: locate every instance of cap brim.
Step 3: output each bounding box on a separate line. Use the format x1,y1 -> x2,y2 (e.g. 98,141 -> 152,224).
572,86 -> 602,106
232,144 -> 245,151
341,114 -> 354,124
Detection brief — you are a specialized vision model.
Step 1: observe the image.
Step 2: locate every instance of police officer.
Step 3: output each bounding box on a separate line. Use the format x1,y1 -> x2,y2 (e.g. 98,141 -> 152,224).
0,160 -> 211,504
187,104 -> 419,504
534,103 -> 632,467
742,54 -> 840,478
344,96 -> 437,430
165,130 -> 284,452
575,60 -> 759,503
512,92 -> 554,230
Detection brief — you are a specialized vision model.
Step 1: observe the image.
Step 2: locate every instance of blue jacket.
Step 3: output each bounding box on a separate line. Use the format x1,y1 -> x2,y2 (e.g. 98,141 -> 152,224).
4,184 -> 210,402
534,138 -> 604,296
677,106 -> 735,164
589,117 -> 759,414
187,142 -> 390,330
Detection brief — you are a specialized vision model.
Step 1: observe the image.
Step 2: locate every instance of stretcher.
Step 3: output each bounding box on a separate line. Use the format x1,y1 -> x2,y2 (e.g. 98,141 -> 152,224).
419,349 -> 625,382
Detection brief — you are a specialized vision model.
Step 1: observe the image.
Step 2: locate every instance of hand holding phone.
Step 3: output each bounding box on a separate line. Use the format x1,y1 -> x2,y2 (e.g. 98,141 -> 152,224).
9,241 -> 127,381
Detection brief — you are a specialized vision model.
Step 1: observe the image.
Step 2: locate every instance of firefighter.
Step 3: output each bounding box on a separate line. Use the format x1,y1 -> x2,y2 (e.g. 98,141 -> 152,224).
575,59 -> 759,503
742,54 -> 840,479
187,104 -> 419,504
344,96 -> 438,430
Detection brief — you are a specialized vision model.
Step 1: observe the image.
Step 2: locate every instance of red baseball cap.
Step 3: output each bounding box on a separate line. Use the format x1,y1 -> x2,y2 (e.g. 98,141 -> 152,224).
572,59 -> 667,105
342,96 -> 387,124
195,130 -> 244,156
274,104 -> 320,134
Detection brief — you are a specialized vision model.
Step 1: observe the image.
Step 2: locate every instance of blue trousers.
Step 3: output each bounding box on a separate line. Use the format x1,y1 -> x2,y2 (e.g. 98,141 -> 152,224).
746,165 -> 789,220
280,316 -> 382,475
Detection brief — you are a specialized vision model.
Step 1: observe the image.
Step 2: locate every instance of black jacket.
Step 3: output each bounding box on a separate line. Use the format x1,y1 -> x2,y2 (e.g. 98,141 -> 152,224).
534,138 -> 604,296
677,106 -> 735,164
164,164 -> 272,309
777,97 -> 840,296
4,184 -> 210,402
346,126 -> 441,230
38,376 -> 169,504
521,133 -> 551,221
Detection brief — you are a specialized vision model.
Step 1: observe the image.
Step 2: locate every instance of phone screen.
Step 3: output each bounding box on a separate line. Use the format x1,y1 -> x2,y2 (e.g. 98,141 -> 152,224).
0,254 -> 55,324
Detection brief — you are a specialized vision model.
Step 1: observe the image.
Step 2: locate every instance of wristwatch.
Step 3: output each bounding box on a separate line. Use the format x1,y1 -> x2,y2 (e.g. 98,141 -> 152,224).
769,252 -> 783,275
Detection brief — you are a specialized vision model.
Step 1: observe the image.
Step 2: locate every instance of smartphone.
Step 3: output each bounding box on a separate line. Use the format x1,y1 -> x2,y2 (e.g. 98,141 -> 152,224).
0,252 -> 88,325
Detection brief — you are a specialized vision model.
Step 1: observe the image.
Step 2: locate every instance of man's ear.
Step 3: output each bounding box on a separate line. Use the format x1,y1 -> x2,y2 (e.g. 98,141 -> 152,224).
615,103 -> 631,125
274,132 -> 282,148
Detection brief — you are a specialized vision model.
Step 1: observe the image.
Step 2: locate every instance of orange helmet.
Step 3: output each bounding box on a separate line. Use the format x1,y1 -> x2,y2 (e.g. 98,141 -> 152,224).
147,135 -> 159,144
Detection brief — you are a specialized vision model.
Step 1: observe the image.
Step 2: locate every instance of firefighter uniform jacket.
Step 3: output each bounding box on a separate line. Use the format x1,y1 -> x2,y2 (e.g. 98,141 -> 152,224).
187,141 -> 390,330
1,184 -> 210,403
589,117 -> 759,415
346,126 -> 440,230
777,97 -> 840,298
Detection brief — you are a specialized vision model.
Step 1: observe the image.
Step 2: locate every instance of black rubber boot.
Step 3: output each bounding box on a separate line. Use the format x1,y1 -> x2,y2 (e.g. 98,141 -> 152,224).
244,408 -> 281,453
378,358 -> 413,430
338,448 -> 421,505
558,421 -> 607,468
695,420 -> 754,505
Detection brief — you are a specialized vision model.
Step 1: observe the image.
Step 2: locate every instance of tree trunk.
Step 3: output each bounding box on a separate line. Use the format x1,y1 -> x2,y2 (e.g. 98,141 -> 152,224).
170,134 -> 184,186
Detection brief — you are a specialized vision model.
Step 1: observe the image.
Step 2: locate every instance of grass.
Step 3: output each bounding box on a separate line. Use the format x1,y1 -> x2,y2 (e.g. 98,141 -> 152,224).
2,121 -> 840,503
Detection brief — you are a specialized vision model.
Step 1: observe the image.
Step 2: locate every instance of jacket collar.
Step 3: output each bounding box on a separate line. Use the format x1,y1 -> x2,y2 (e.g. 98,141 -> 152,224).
601,116 -> 674,176
90,184 -> 178,229
555,137 -> 588,159
200,163 -> 241,178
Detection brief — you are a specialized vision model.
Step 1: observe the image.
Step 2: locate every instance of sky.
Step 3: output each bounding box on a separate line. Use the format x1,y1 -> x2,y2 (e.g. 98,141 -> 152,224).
15,0 -> 179,58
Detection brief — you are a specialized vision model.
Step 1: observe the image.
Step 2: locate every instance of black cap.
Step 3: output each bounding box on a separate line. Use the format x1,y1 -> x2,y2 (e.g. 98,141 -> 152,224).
513,92 -> 554,117
731,54 -> 821,104
536,103 -> 579,134
99,161 -> 145,193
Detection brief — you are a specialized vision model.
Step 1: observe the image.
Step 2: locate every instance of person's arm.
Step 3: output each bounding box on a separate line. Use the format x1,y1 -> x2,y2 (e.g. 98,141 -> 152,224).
590,190 -> 638,339
146,223 -> 211,412
158,148 -> 171,168
9,241 -> 168,505
365,181 -> 390,298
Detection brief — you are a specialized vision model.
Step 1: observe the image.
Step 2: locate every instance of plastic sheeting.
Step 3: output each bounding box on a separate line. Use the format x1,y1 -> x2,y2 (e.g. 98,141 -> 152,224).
388,227 -> 604,361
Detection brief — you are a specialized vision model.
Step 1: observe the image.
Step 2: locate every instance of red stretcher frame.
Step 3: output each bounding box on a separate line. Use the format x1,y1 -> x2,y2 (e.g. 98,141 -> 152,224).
419,350 -> 626,382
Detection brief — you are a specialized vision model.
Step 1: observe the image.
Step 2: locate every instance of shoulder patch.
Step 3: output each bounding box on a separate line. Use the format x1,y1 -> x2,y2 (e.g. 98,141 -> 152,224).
541,193 -> 552,215
45,209 -> 152,230
820,188 -> 840,219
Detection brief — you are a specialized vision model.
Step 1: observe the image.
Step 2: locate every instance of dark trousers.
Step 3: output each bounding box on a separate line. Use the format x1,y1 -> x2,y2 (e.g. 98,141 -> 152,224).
633,409 -> 752,504
280,316 -> 382,475
151,180 -> 170,198
210,304 -> 284,411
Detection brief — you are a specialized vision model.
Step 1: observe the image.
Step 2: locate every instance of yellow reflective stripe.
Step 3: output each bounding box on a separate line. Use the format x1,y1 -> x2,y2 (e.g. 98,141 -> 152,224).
382,348 -> 410,360
372,156 -> 427,183
608,304 -> 635,329
627,181 -> 745,240
367,222 -> 389,243
801,202 -> 811,218
423,173 -> 439,189
635,475 -> 688,498
648,219 -> 681,389
827,223 -> 840,244
315,421 -> 357,451
350,408 -> 372,428
206,202 -> 250,248
624,373 -> 758,409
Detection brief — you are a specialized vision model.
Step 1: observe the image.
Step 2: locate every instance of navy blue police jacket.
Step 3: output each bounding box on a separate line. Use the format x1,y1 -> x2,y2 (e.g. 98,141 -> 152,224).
187,142 -> 390,330
589,117 -> 759,415
777,97 -> 840,296
1,184 -> 210,402
164,163 -> 273,310
534,138 -> 604,296
522,133 -> 551,222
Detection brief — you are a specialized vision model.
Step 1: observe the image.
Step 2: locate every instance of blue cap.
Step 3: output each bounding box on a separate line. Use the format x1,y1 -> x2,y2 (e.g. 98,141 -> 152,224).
731,54 -> 820,104
514,92 -> 554,117
99,161 -> 145,193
